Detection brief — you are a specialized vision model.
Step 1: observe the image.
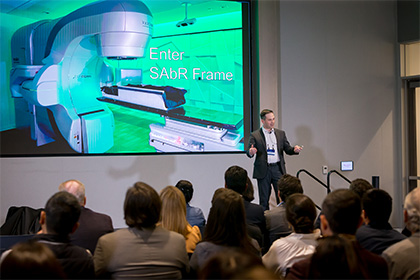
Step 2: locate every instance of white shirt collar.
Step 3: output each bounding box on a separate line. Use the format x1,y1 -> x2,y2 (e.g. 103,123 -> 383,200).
262,127 -> 274,134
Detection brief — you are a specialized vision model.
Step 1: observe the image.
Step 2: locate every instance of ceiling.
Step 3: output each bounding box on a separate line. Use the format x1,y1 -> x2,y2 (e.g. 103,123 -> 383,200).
0,0 -> 239,24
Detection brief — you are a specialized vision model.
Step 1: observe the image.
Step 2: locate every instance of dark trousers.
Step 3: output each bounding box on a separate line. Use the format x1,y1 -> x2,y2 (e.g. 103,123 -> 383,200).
257,164 -> 283,210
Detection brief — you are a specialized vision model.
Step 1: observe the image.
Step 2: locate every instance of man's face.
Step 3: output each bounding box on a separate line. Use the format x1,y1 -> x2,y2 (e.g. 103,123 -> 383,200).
261,112 -> 275,130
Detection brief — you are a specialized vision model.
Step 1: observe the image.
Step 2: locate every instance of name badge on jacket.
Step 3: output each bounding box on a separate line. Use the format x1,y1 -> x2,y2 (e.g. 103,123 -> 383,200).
267,145 -> 275,156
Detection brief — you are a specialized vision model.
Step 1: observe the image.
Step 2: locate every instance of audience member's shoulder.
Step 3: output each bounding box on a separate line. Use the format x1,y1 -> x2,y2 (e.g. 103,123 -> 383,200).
47,239 -> 93,261
195,241 -> 218,251
190,205 -> 204,215
158,225 -> 187,243
170,230 -> 187,240
355,224 -> 369,235
97,228 -> 124,242
72,244 -> 94,258
246,201 -> 264,212
285,256 -> 311,279
191,225 -> 201,235
357,244 -> 389,278
383,237 -> 411,256
265,205 -> 285,215
83,207 -> 112,220
356,242 -> 387,266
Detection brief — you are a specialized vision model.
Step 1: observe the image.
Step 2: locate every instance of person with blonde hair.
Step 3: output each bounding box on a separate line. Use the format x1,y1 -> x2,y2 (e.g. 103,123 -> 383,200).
160,186 -> 201,254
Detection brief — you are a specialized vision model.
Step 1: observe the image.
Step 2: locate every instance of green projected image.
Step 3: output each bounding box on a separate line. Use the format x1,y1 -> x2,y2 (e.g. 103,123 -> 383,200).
143,29 -> 243,116
1,0 -> 250,155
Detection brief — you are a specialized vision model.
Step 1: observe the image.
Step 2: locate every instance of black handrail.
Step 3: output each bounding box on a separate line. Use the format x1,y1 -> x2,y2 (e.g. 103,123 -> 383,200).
327,170 -> 351,193
296,169 -> 330,193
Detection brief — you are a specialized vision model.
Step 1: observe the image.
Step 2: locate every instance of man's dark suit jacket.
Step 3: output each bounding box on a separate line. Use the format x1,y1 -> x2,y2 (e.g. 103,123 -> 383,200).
33,234 -> 95,279
356,223 -> 406,254
244,199 -> 268,253
264,204 -> 293,247
246,128 -> 297,179
71,207 -> 113,254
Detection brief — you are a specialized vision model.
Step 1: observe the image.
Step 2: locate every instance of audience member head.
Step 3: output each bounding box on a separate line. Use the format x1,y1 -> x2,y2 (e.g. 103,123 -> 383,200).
205,188 -> 254,252
199,248 -> 278,280
243,177 -> 255,202
308,235 -> 362,279
362,189 -> 392,226
321,189 -> 362,236
40,191 -> 81,236
349,178 -> 373,198
175,180 -> 194,204
277,174 -> 303,203
404,187 -> 420,233
58,179 -> 86,206
159,185 -> 189,237
286,194 -> 317,234
224,165 -> 248,195
0,240 -> 66,279
124,182 -> 161,229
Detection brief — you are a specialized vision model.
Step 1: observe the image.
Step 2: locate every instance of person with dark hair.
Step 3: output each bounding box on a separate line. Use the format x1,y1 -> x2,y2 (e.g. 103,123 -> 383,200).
246,109 -> 302,210
307,235 -> 364,279
190,188 -> 260,273
175,179 -> 206,234
0,240 -> 66,279
265,174 -> 303,246
356,189 -> 406,254
225,165 -> 267,253
349,178 -> 374,198
383,187 -> 420,279
314,177 -> 374,229
277,175 -> 304,203
59,179 -> 113,254
243,177 -> 256,202
286,189 -> 388,279
199,248 -> 278,280
225,165 -> 248,194
31,191 -> 95,279
263,194 -> 320,276
94,182 -> 189,279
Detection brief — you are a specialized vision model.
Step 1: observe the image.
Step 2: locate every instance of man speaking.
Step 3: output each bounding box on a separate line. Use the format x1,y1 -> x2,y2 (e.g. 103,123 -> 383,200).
246,109 -> 302,210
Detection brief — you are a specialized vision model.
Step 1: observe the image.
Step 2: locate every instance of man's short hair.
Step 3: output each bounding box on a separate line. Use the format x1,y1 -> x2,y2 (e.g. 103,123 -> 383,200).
260,109 -> 273,120
175,180 -> 193,203
362,189 -> 392,225
58,179 -> 85,205
44,192 -> 81,236
404,187 -> 420,233
277,174 -> 303,202
322,189 -> 362,235
349,178 -> 373,198
124,182 -> 161,229
224,165 -> 248,195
